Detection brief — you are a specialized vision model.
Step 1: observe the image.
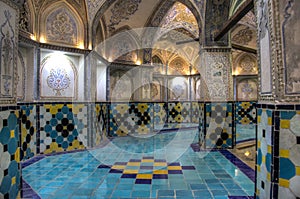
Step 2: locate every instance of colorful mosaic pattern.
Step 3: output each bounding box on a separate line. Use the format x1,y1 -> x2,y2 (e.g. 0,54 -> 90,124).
109,103 -> 153,136
198,103 -> 205,147
235,102 -> 256,125
20,105 -> 36,160
235,102 -> 256,143
39,104 -> 87,154
278,110 -> 300,198
256,108 -> 273,198
98,156 -> 196,185
168,102 -> 191,123
153,103 -> 167,128
95,103 -> 108,146
0,109 -> 20,199
205,103 -> 233,149
191,102 -> 200,123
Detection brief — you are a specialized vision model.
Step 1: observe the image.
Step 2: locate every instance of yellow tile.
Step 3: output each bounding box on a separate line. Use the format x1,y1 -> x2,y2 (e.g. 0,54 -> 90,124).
280,149 -> 290,158
123,170 -> 138,174
262,156 -> 266,164
257,116 -> 261,123
10,130 -> 15,138
154,162 -> 167,167
127,162 -> 141,166
280,120 -> 290,129
142,159 -> 154,163
11,177 -> 16,185
268,118 -> 272,125
268,146 -> 272,154
136,174 -> 153,179
257,165 -> 261,172
296,167 -> 300,175
153,170 -> 168,175
257,141 -> 261,148
111,165 -> 126,170
279,178 -> 289,188
267,173 -> 271,181
167,166 -> 182,170
15,148 -> 20,163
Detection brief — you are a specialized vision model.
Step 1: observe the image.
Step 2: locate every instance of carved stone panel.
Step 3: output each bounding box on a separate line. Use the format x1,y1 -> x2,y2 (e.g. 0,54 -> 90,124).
0,0 -> 18,103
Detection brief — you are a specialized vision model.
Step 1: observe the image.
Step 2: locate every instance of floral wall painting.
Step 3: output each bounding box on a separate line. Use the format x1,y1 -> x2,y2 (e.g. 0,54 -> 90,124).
40,54 -> 77,99
0,5 -> 17,99
281,0 -> 300,95
237,78 -> 258,101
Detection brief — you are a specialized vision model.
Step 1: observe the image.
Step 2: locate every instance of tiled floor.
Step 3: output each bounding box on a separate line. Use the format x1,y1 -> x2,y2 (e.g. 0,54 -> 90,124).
21,128 -> 254,199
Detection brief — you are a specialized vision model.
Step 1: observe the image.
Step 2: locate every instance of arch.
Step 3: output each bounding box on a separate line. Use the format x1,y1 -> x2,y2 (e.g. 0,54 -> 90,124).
39,1 -> 85,48
103,26 -> 141,63
142,0 -> 202,47
40,53 -> 78,99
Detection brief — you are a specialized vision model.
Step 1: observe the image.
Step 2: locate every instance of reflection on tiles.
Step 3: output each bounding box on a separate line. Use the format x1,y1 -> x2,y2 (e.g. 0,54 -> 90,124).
22,129 -> 254,199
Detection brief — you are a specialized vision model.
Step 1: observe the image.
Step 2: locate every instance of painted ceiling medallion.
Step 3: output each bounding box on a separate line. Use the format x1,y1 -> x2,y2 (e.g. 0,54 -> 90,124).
232,27 -> 253,45
108,0 -> 142,31
47,68 -> 70,96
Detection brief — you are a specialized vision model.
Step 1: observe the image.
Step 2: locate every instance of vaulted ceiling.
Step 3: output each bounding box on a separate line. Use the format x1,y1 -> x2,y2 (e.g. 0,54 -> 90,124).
20,0 -> 257,75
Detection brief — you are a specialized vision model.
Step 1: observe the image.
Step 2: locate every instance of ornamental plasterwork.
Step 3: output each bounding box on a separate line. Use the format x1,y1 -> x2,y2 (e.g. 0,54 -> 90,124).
46,8 -> 77,45
159,2 -> 199,38
232,26 -> 253,45
280,0 -> 300,96
19,1 -> 30,32
202,51 -> 232,101
108,0 -> 142,32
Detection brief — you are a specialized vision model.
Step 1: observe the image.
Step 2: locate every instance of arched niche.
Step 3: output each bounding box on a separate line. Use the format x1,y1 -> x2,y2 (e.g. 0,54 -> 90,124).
39,2 -> 85,48
168,57 -> 190,75
40,53 -> 78,99
105,30 -> 140,63
236,78 -> 258,101
233,53 -> 258,76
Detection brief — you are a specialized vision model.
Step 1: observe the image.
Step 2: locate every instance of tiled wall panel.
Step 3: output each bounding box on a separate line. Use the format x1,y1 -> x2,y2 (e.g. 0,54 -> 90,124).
256,107 -> 273,198
94,103 -> 108,146
168,102 -> 191,123
191,102 -> 200,123
20,105 -> 36,160
109,103 -> 153,136
235,102 -> 256,143
198,103 -> 205,147
205,103 -> 233,149
39,103 -> 87,154
0,108 -> 20,199
278,109 -> 300,198
153,103 -> 167,129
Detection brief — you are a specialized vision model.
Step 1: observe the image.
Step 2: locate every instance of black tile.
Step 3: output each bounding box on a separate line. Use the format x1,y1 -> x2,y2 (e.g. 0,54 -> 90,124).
276,105 -> 295,110
262,129 -> 266,138
297,137 -> 300,145
261,181 -> 264,189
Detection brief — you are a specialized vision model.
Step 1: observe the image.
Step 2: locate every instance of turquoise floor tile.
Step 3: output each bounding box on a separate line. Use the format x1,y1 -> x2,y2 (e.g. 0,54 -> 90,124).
131,190 -> 151,198
193,190 -> 213,198
157,190 -> 175,197
111,189 -> 132,198
176,190 -> 193,197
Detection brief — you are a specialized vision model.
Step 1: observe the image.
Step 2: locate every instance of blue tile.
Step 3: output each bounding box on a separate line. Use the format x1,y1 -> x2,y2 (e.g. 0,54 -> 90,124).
176,190 -> 193,197
111,190 -> 131,198
157,190 -> 175,197
190,184 -> 207,190
131,190 -> 151,198
193,190 -> 212,198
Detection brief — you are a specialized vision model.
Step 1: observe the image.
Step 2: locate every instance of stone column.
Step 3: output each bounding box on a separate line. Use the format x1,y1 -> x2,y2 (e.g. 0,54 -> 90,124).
255,0 -> 300,198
